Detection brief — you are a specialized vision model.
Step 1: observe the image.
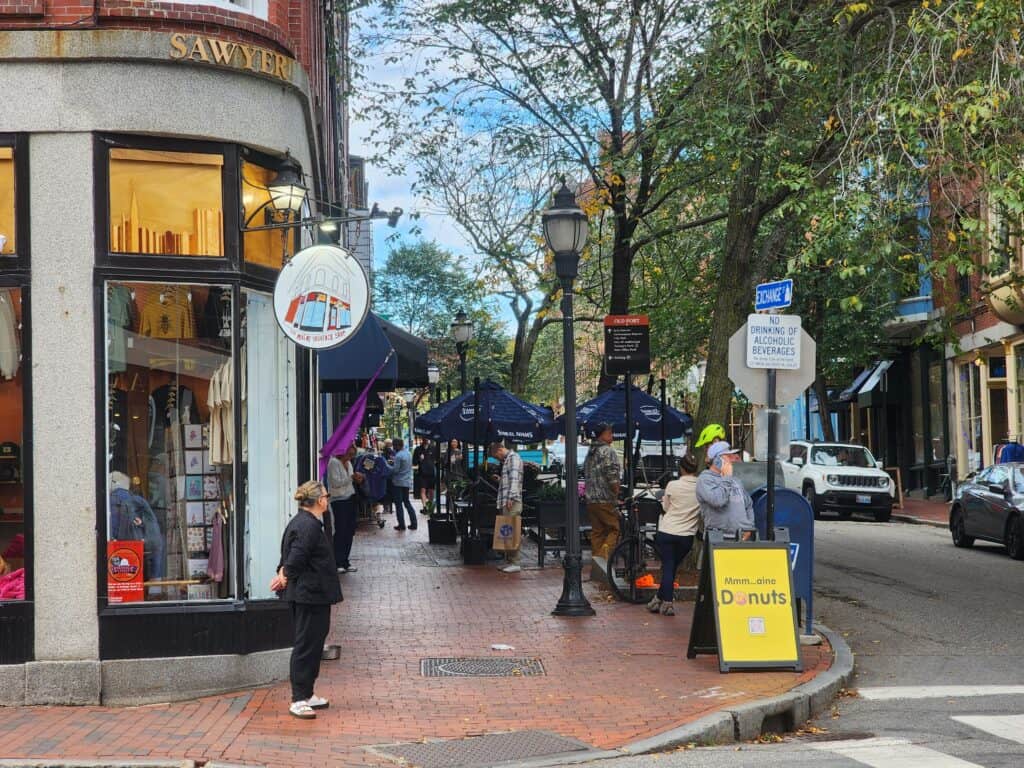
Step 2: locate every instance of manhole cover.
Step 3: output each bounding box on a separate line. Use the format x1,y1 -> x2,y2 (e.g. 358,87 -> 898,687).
420,657 -> 545,677
374,730 -> 590,768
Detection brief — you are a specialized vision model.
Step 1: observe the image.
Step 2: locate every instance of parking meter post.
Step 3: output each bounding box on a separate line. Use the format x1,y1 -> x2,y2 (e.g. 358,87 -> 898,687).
766,368 -> 777,541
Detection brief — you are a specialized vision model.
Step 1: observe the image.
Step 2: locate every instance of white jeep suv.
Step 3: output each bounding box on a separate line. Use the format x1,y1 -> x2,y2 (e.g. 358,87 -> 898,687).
781,441 -> 894,522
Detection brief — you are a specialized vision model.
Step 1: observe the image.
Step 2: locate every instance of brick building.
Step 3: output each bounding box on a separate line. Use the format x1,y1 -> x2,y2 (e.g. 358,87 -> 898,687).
0,1 -> 351,704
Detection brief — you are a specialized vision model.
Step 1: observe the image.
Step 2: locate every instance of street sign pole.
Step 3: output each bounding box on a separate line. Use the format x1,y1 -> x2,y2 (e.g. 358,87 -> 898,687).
766,368 -> 777,541
624,372 -> 633,497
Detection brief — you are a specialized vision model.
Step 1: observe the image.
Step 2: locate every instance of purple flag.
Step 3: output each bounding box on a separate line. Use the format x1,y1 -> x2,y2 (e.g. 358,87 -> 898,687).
319,350 -> 394,479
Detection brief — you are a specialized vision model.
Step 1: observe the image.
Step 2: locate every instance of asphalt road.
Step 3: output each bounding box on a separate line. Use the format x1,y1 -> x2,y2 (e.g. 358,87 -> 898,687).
560,518 -> 1024,767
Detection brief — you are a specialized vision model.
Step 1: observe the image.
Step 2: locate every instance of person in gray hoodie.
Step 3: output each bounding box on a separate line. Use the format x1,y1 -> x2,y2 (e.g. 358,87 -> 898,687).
696,441 -> 754,538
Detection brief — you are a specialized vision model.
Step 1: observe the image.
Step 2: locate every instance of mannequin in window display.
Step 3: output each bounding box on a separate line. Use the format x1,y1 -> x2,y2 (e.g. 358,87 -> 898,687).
108,471 -> 165,582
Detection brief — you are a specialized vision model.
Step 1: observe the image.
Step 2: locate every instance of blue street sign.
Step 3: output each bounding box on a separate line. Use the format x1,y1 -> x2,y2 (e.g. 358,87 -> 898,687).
755,278 -> 794,311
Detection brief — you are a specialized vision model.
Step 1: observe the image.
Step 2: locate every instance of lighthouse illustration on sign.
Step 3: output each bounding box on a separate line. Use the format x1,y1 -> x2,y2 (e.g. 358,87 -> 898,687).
273,245 -> 370,350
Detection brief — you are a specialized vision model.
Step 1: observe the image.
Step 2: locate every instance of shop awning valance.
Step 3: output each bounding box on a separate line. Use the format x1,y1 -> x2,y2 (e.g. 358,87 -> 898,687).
317,312 -> 428,393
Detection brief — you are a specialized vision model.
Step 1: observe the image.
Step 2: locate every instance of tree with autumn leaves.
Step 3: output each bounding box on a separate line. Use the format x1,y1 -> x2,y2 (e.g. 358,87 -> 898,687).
357,0 -> 1024,439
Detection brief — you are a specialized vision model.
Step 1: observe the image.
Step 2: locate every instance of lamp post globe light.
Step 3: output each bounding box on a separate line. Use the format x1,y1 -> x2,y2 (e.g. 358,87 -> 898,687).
267,159 -> 308,214
544,177 -> 594,618
450,309 -> 475,394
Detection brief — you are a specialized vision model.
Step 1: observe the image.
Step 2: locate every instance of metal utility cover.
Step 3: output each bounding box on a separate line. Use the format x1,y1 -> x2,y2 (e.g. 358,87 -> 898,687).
420,657 -> 546,677
728,324 -> 816,405
374,730 -> 591,768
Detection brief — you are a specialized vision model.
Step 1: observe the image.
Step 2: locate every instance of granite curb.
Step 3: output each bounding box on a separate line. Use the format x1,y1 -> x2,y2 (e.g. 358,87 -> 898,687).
892,512 -> 947,529
501,622 -> 854,767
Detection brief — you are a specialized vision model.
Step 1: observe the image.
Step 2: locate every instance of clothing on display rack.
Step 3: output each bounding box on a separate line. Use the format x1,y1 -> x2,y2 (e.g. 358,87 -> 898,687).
0,288 -> 20,380
139,287 -> 196,339
995,441 -> 1024,464
107,284 -> 137,373
208,361 -> 234,465
109,475 -> 166,580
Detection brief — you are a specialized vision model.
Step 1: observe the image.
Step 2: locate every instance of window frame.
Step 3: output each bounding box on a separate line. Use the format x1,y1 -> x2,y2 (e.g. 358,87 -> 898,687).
239,146 -> 300,280
94,135 -> 240,272
0,133 -> 30,272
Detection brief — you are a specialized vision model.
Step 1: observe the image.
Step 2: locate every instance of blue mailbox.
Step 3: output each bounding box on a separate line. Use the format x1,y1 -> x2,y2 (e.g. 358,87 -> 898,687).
751,487 -> 815,634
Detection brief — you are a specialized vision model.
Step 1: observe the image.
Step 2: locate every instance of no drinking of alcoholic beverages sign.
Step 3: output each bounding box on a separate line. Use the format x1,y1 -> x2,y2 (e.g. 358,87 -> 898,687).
746,314 -> 801,370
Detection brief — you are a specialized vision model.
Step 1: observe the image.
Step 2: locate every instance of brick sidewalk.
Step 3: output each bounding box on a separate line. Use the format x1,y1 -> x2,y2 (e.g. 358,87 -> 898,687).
895,498 -> 949,527
0,513 -> 832,767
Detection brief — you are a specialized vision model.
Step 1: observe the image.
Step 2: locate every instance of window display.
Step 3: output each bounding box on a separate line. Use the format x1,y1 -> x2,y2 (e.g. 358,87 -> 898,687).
109,149 -> 224,257
0,147 -> 14,255
105,281 -> 234,602
241,160 -> 295,270
0,287 -> 25,601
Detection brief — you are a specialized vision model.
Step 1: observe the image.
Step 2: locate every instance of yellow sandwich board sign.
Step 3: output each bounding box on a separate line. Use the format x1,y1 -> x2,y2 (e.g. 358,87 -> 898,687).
687,536 -> 802,673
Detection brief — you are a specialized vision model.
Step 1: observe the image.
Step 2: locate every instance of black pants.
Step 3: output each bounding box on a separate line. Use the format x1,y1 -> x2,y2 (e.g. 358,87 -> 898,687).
290,602 -> 331,702
654,531 -> 695,602
331,498 -> 358,569
392,485 -> 417,528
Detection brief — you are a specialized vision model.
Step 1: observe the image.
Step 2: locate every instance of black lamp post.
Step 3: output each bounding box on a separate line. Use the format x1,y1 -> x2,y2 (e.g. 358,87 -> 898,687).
545,177 -> 595,618
451,310 -> 474,395
428,362 -> 442,514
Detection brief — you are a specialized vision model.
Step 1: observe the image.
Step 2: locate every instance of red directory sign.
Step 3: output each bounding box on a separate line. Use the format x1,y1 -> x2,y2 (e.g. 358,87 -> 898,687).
107,540 -> 144,603
603,315 -> 651,375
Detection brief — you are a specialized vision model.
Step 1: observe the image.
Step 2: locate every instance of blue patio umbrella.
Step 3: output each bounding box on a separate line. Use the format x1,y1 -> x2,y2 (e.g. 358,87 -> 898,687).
414,380 -> 558,444
561,382 -> 692,440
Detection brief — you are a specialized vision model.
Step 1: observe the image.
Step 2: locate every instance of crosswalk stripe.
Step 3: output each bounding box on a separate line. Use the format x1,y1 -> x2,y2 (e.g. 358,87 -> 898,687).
858,685 -> 1024,701
953,714 -> 1024,745
810,737 -> 985,767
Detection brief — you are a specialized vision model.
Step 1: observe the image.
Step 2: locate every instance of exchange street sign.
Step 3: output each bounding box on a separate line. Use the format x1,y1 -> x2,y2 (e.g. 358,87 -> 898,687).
604,314 -> 651,375
746,314 -> 801,370
755,278 -> 794,311
728,324 -> 816,405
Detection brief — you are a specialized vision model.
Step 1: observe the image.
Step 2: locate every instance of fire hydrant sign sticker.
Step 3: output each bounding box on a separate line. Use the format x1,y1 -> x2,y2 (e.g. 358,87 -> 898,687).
273,244 -> 370,350
746,313 -> 801,370
710,544 -> 801,670
107,540 -> 144,604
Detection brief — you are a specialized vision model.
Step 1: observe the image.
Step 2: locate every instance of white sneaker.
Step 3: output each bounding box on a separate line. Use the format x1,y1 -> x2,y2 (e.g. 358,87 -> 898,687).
501,564 -> 521,573
289,700 -> 316,719
307,694 -> 329,709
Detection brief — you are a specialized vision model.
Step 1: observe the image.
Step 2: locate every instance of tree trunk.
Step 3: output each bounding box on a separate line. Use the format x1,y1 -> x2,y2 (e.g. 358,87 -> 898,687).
598,214 -> 637,393
509,311 -> 547,397
813,373 -> 835,442
694,162 -> 764,461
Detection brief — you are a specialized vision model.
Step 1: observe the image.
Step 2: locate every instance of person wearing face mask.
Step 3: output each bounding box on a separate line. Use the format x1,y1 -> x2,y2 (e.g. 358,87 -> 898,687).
271,480 -> 343,720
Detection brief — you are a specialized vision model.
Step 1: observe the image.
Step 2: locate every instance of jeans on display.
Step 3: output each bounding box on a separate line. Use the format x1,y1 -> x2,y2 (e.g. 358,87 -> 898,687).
653,531 -> 695,602
392,485 -> 417,528
289,602 -> 331,702
331,497 -> 358,569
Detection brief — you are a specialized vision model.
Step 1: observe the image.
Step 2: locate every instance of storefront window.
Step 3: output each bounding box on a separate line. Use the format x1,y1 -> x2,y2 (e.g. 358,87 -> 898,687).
0,147 -> 14,256
104,281 -> 234,602
0,288 -> 25,601
241,160 -> 295,270
109,149 -> 224,257
242,291 -> 297,599
959,362 -> 982,472
929,362 -> 946,461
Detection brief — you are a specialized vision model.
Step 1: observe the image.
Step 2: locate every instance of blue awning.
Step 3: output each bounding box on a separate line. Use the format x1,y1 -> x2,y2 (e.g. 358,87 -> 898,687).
317,312 -> 428,393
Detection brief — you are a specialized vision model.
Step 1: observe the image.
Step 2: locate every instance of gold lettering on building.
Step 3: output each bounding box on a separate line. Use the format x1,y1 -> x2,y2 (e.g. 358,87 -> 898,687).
168,34 -> 295,83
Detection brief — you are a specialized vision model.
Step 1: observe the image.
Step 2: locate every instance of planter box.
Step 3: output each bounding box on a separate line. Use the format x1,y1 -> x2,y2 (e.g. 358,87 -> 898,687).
461,534 -> 488,565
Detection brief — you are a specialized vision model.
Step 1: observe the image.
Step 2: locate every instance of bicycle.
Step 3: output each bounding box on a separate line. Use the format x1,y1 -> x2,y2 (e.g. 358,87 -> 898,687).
606,492 -> 665,604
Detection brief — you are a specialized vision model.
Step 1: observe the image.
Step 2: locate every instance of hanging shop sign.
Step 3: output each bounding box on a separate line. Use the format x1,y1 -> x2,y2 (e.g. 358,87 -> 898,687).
170,34 -> 295,82
107,540 -> 144,604
273,244 -> 370,350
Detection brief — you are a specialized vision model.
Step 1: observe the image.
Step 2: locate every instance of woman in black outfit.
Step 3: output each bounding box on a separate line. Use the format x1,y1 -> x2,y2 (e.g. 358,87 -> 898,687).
271,480 -> 343,719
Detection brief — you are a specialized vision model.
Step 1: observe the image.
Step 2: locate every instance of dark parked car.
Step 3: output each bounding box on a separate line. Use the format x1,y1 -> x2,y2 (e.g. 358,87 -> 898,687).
949,463 -> 1024,559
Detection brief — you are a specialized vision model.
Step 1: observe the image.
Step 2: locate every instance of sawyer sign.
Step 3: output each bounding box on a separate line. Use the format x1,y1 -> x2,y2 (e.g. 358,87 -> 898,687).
603,315 -> 650,375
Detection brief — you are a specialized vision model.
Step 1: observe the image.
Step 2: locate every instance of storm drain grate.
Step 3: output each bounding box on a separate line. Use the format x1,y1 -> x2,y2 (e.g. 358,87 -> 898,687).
374,730 -> 591,768
420,657 -> 546,677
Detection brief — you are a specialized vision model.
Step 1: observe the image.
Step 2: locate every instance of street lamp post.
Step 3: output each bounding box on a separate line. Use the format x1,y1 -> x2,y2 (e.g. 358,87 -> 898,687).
427,363 -> 442,514
450,310 -> 474,395
545,177 -> 595,618
403,389 -> 416,444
